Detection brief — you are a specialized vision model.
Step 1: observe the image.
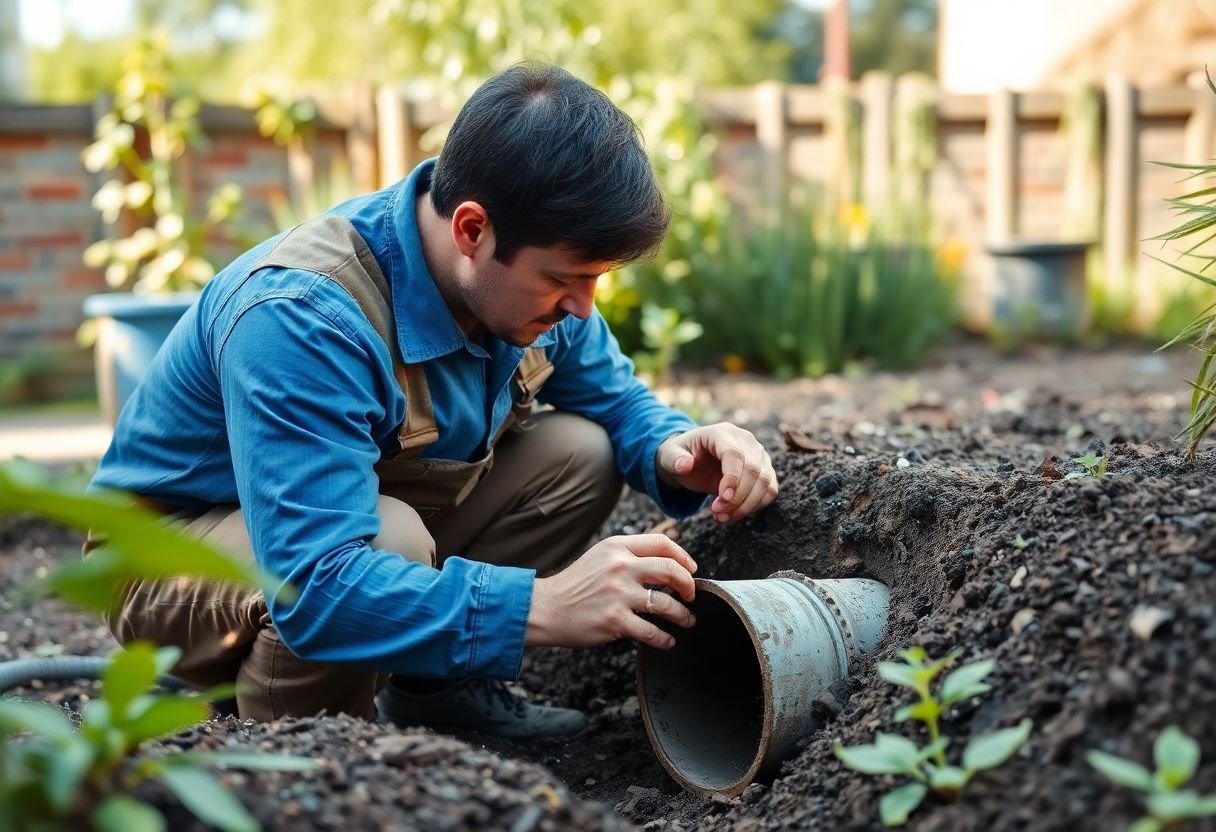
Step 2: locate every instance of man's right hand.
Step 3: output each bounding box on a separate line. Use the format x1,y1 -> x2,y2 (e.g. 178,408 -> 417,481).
524,534 -> 698,650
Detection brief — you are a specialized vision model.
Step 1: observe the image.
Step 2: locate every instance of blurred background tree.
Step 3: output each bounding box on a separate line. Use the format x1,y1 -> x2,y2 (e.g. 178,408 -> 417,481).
25,0 -> 942,102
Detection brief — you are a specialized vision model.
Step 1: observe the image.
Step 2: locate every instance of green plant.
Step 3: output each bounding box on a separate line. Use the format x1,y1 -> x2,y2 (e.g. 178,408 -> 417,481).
633,304 -> 704,387
1152,71 -> 1216,458
834,648 -> 1032,827
1088,726 -> 1216,832
0,460 -> 310,830
80,31 -> 242,297
1066,452 -> 1109,480
690,196 -> 959,378
0,642 -> 316,831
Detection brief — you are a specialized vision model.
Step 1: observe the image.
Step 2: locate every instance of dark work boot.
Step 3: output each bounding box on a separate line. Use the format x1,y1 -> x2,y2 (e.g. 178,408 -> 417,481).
374,677 -> 587,739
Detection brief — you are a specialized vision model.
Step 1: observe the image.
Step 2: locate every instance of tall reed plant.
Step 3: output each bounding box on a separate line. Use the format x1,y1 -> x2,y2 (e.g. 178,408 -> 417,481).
1152,74 -> 1216,457
688,198 -> 960,377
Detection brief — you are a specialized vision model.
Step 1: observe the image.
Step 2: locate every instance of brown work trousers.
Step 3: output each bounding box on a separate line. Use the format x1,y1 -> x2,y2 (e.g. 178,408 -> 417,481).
98,412 -> 623,722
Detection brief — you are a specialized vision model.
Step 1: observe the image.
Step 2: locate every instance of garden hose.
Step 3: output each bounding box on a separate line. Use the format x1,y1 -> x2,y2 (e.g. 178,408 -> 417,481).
0,655 -> 195,694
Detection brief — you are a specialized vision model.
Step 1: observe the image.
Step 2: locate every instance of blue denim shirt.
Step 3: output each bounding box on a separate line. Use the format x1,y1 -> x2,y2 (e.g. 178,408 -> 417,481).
90,159 -> 704,680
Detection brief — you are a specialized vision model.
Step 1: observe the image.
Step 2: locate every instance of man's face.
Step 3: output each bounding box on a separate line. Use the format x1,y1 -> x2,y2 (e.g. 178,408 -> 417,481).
459,242 -> 614,348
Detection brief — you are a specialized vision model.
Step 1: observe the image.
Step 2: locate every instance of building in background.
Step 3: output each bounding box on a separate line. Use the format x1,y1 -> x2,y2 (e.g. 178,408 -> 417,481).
940,0 -> 1216,92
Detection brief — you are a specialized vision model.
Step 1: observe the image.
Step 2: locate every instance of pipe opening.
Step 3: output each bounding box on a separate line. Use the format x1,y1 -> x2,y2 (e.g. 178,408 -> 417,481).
638,591 -> 765,794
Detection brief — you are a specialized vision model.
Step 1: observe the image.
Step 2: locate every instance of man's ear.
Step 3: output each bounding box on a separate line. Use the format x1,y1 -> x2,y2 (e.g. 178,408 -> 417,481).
451,201 -> 494,259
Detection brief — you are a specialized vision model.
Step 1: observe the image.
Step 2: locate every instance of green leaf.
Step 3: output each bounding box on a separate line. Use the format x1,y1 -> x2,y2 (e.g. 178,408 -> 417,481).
879,782 -> 927,827
103,642 -> 160,722
1147,789 -> 1215,820
918,736 -> 951,762
1086,750 -> 1153,791
873,733 -> 925,776
895,699 -> 941,725
834,741 -> 911,776
1153,726 -> 1200,789
939,660 -> 995,705
925,763 -> 969,792
180,751 -> 320,772
92,794 -> 167,832
46,741 -> 95,812
156,765 -> 259,832
152,646 -> 183,680
877,661 -> 920,689
0,699 -> 77,742
1128,819 -> 1162,832
124,697 -> 210,744
962,719 -> 1032,772
898,647 -> 927,665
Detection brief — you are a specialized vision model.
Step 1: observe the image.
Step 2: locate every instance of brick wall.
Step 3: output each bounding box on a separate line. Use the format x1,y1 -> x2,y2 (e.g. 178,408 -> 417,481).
0,105 -> 351,406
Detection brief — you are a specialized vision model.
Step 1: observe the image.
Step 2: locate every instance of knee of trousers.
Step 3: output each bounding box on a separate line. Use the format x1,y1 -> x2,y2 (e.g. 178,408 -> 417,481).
374,495 -> 437,567
542,412 -> 623,498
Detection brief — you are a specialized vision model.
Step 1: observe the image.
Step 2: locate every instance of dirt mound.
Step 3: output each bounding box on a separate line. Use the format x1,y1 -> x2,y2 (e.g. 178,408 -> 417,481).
4,347 -> 1215,831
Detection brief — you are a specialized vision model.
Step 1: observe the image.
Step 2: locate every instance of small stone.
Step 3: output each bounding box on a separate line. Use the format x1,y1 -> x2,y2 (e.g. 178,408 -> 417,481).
906,448 -> 926,464
878,463 -> 894,474
844,445 -> 857,455
1011,608 -> 1037,635
1129,605 -> 1172,641
815,472 -> 843,498
1010,565 -> 1028,589
740,783 -> 766,805
896,457 -> 911,469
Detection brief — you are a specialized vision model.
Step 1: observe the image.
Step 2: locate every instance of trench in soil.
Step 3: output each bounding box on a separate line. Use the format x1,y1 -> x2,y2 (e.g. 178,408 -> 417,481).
466,447 -> 961,828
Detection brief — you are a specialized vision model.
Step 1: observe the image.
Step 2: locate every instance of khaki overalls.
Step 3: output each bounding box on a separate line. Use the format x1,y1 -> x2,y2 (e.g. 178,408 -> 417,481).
93,216 -> 624,721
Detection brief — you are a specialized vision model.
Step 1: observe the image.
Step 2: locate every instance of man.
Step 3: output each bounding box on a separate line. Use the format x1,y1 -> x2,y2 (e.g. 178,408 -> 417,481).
90,63 -> 778,739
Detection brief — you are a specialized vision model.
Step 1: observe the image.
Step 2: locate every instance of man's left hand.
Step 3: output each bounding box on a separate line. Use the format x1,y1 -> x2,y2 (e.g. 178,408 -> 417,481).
656,424 -> 778,523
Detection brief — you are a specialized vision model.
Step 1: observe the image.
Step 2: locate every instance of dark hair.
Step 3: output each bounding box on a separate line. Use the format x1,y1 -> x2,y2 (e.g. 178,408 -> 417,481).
430,63 -> 670,265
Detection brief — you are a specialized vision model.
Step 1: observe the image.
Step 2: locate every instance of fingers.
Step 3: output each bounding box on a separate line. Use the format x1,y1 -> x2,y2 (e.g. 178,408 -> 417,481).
624,613 -> 677,650
707,425 -> 779,522
621,533 -> 698,576
640,586 -> 697,629
633,552 -> 696,602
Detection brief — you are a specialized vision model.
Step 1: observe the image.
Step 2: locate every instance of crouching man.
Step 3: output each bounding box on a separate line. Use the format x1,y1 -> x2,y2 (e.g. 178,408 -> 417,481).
88,63 -> 778,738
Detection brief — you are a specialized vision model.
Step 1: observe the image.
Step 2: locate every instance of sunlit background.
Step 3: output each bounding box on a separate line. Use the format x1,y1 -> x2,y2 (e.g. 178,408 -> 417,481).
1,0 -> 1215,444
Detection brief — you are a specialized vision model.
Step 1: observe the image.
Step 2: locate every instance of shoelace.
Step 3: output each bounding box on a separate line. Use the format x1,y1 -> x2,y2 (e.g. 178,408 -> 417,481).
466,678 -> 529,717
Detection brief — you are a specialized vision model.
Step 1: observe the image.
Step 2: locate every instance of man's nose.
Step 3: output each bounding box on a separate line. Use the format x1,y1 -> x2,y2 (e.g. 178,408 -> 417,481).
558,280 -> 597,320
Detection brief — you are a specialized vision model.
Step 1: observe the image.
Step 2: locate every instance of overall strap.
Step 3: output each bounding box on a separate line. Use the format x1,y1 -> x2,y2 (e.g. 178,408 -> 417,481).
252,215 -> 438,456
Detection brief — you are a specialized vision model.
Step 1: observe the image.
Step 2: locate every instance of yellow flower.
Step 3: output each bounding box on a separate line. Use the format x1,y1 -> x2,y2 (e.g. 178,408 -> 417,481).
936,237 -> 967,273
722,354 -> 747,373
838,203 -> 869,234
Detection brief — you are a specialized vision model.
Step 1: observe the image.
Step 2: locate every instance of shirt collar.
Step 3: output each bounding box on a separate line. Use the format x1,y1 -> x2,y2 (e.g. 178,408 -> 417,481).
385,159 -> 557,363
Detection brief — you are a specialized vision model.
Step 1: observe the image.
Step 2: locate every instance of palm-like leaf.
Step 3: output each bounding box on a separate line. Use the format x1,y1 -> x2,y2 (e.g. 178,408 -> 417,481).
1155,74 -> 1216,457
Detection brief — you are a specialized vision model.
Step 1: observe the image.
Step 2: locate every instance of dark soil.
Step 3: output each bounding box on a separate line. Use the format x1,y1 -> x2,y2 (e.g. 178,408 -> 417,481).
3,343 -> 1215,831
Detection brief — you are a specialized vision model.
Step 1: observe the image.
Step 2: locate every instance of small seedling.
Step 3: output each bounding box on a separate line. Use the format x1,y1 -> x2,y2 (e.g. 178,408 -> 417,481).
1088,726 -> 1216,832
1066,453 -> 1109,479
834,648 -> 1032,827
1012,533 -> 1032,550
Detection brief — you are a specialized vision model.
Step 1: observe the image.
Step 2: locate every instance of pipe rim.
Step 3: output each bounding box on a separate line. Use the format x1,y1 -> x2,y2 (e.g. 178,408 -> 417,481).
637,577 -> 775,798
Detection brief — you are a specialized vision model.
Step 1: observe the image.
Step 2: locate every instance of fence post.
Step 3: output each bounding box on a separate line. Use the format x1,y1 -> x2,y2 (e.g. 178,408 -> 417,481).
861,71 -> 893,213
753,81 -> 788,223
347,82 -> 379,194
985,87 -> 1017,243
1102,74 -> 1138,325
375,85 -> 413,188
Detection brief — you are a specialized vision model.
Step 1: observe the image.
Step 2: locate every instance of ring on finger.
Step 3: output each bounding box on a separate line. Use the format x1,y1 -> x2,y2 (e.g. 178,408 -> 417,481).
645,587 -> 657,613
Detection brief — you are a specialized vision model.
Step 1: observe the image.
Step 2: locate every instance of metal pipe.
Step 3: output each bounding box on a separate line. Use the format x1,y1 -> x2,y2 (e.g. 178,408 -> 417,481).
637,572 -> 891,798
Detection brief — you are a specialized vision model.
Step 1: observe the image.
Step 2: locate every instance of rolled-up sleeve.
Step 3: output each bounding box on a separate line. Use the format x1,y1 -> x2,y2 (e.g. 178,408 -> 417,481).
539,311 -> 708,519
216,291 -> 533,678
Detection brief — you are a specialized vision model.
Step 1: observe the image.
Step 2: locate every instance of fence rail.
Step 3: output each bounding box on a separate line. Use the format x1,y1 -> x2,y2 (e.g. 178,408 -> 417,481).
1,73 -> 1214,397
